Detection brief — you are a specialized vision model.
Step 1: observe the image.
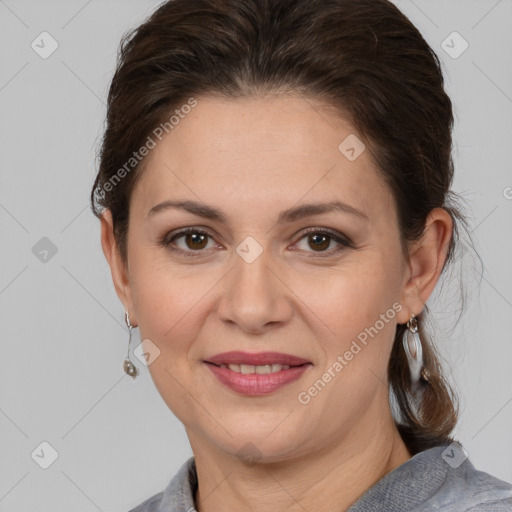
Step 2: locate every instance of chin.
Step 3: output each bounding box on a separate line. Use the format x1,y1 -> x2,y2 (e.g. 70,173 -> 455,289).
198,423 -> 308,466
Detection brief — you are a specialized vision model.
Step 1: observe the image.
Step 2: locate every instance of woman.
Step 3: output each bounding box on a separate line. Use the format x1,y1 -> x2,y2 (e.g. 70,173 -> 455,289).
90,0 -> 512,510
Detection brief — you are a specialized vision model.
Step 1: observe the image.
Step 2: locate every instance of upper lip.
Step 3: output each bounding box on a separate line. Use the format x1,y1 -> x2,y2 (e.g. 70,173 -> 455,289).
205,351 -> 311,366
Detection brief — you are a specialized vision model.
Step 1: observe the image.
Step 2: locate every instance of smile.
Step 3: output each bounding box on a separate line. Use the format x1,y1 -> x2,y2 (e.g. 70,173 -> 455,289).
204,360 -> 312,396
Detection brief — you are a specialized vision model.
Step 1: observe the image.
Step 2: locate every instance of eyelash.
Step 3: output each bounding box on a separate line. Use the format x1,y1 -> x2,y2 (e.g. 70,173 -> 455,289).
158,226 -> 352,259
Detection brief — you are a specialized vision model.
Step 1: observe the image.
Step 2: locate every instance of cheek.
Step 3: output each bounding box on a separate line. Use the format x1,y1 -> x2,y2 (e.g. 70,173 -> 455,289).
130,270 -> 204,419
128,241 -> 209,334
295,259 -> 399,339
133,274 -> 202,345
303,264 -> 402,396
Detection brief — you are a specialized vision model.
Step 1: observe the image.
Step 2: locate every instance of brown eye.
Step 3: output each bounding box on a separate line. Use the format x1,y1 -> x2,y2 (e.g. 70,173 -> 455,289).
161,228 -> 217,256
294,229 -> 351,257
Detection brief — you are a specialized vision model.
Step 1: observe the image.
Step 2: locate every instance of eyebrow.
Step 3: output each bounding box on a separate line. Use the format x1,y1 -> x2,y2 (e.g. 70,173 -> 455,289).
147,199 -> 369,223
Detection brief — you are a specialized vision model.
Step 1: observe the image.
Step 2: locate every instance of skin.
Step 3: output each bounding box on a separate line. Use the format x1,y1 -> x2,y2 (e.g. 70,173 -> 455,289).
101,94 -> 453,512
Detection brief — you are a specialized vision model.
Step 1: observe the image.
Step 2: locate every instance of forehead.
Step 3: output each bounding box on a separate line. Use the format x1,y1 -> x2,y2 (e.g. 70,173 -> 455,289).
132,95 -> 393,222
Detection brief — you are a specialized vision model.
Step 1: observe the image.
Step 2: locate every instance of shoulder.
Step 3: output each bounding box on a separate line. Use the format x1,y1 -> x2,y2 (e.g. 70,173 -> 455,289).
427,449 -> 512,511
125,456 -> 197,512
127,491 -> 164,512
348,443 -> 512,511
410,444 -> 512,511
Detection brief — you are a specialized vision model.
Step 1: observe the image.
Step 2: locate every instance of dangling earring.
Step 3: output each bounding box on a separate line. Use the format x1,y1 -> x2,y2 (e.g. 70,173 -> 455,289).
123,311 -> 139,379
403,313 -> 429,394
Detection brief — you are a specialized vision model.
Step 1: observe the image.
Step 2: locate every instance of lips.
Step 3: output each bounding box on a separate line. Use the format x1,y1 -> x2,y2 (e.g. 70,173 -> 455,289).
203,351 -> 312,395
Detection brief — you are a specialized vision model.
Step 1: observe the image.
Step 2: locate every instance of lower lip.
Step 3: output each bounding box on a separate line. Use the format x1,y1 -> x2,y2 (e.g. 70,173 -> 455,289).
204,362 -> 311,396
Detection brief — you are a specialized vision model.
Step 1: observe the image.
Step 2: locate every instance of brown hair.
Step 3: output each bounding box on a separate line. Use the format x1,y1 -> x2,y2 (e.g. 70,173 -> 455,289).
90,0 -> 476,455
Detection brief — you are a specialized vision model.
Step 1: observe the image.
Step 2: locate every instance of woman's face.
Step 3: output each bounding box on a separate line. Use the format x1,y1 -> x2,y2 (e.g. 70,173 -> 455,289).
106,94 -> 417,462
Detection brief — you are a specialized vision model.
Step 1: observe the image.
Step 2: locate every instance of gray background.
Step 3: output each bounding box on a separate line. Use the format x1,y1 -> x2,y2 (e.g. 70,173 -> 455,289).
1,1 -> 511,510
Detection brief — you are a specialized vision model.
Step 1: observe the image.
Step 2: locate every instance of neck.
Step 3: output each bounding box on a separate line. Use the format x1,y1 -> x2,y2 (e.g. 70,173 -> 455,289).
189,409 -> 412,512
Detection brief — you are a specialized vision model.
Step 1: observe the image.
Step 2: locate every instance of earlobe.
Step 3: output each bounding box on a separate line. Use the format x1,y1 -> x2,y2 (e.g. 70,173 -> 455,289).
99,209 -> 134,317
398,208 -> 453,322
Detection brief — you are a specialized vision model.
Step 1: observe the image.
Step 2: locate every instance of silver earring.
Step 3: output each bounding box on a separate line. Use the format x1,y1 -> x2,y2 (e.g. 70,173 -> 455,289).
123,311 -> 139,379
403,313 -> 429,394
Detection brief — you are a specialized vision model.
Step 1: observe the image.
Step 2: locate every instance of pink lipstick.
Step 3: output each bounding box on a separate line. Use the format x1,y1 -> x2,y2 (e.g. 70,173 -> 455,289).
203,351 -> 312,396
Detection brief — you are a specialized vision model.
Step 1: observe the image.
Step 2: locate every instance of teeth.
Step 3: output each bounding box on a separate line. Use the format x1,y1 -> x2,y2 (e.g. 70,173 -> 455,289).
226,363 -> 291,374
256,365 -> 272,374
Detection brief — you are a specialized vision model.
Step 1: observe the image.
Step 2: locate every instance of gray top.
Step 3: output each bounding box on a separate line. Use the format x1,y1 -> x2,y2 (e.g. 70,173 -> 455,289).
128,444 -> 512,511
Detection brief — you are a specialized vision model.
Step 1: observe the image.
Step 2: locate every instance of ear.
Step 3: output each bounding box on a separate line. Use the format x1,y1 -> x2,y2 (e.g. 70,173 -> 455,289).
397,207 -> 453,324
100,209 -> 137,324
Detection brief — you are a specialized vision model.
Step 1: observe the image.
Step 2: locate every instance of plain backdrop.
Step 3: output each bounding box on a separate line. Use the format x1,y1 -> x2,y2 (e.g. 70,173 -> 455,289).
0,1 -> 511,511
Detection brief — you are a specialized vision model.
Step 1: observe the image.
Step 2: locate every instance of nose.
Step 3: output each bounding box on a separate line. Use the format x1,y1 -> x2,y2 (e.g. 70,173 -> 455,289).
216,243 -> 294,335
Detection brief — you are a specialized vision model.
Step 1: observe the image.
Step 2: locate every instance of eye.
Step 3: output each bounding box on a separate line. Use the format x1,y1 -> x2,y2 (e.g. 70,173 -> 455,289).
293,228 -> 352,257
159,227 -> 218,257
159,226 -> 352,258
